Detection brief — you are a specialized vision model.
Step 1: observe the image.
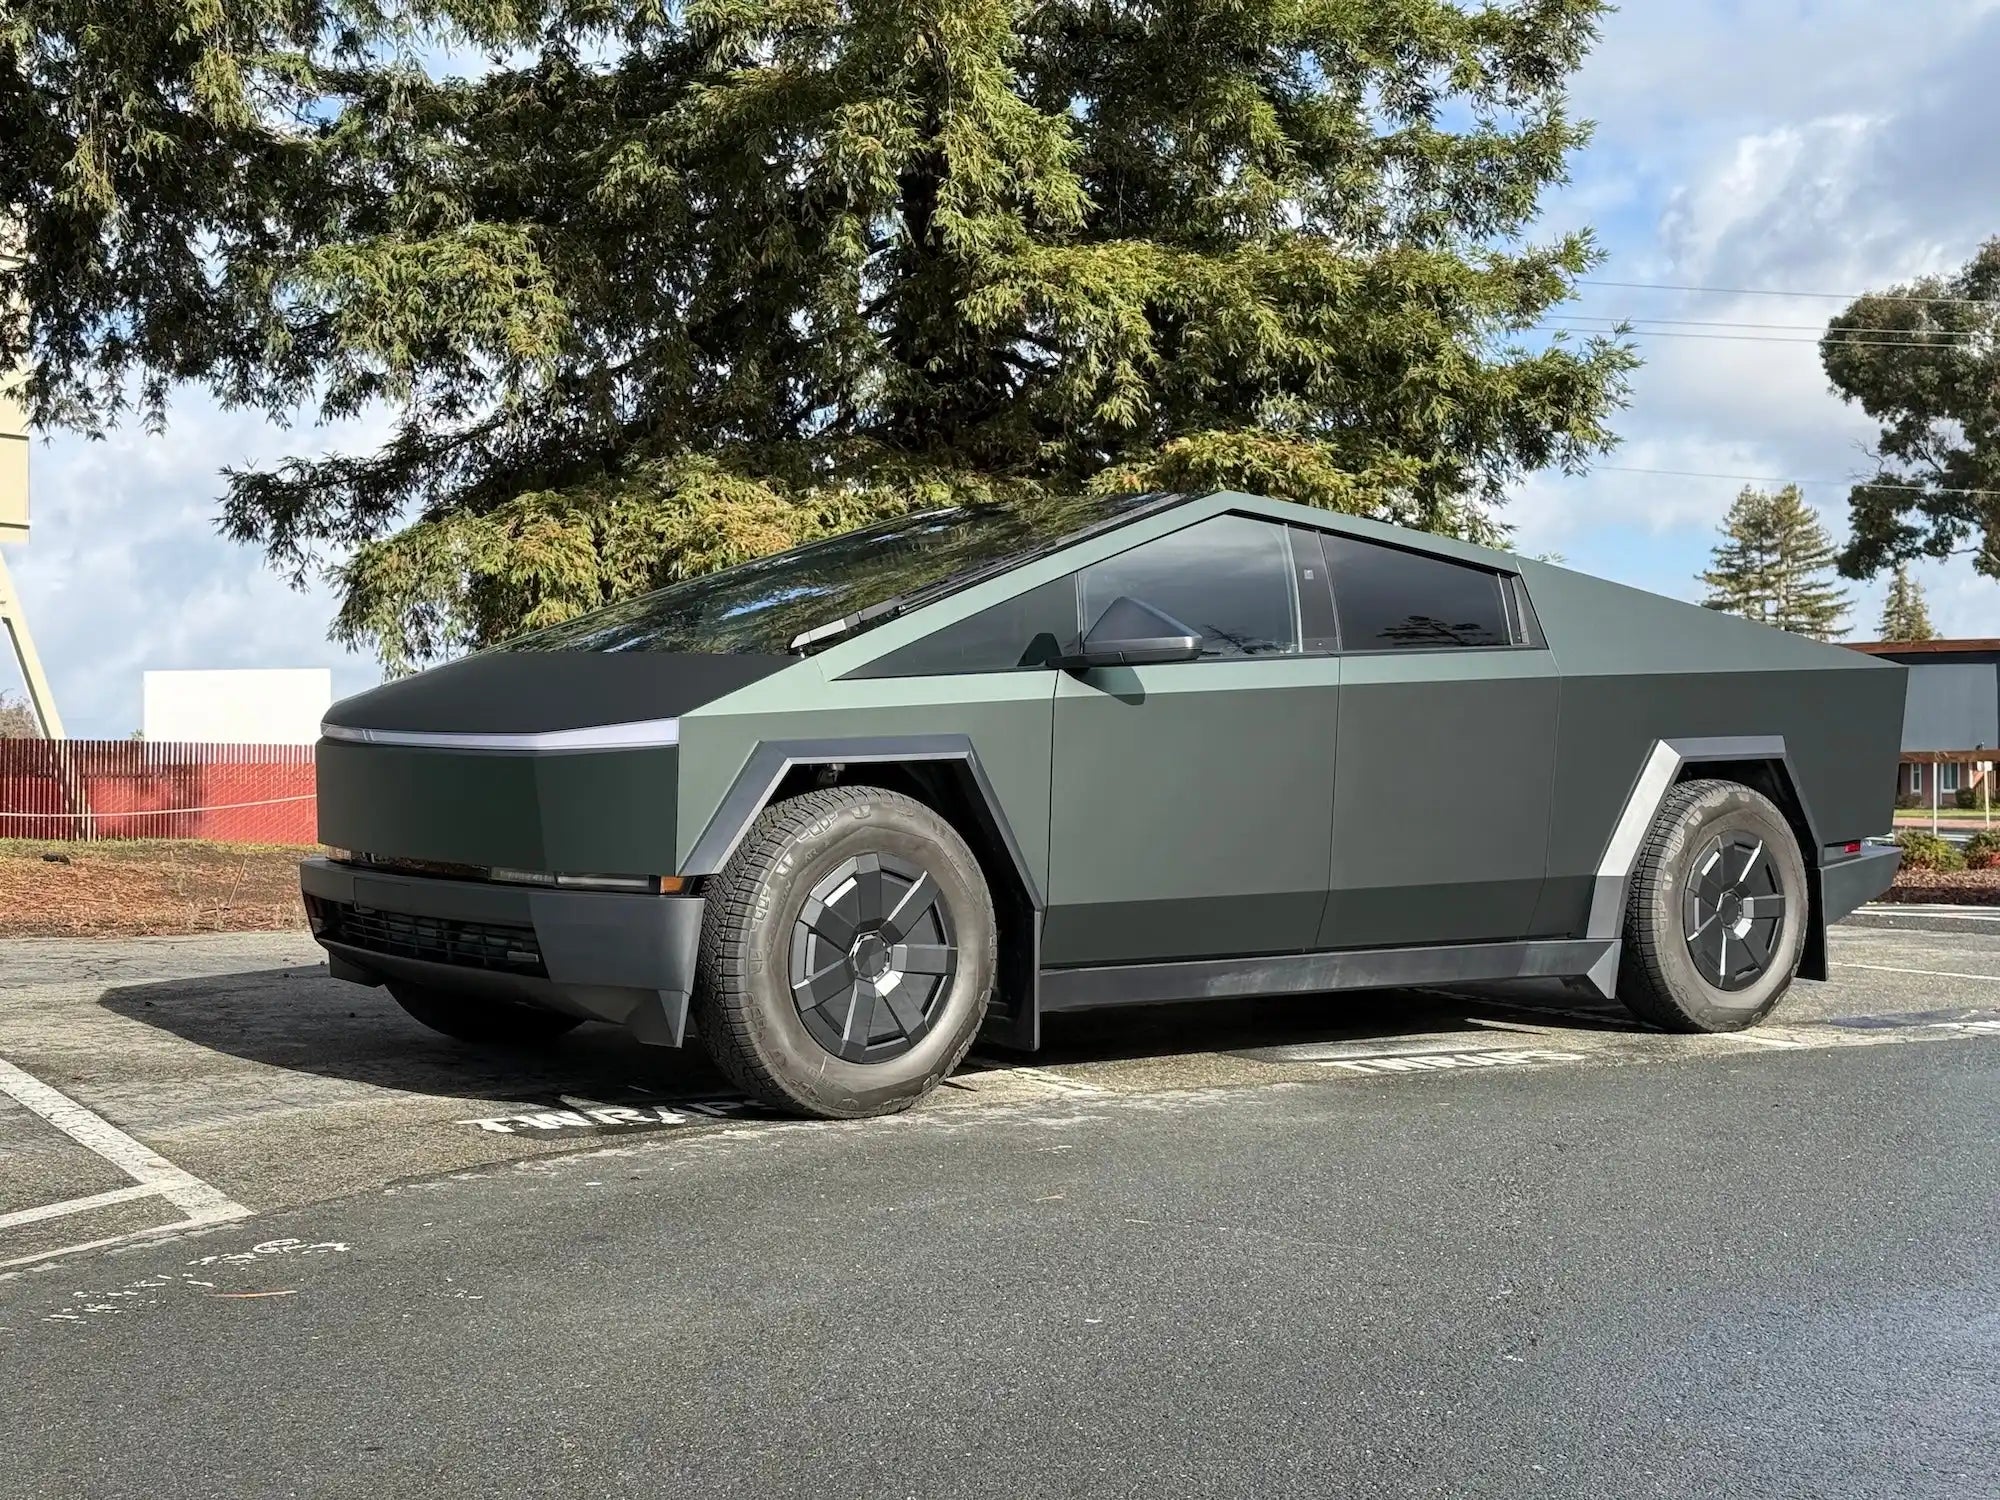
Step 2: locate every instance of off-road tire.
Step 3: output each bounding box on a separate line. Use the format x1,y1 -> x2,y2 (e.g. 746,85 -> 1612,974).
387,983 -> 584,1045
1617,778 -> 1807,1032
692,785 -> 996,1119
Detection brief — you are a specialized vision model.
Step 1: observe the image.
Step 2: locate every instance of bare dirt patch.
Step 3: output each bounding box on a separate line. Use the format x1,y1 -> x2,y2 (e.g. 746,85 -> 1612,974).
0,839 -> 310,937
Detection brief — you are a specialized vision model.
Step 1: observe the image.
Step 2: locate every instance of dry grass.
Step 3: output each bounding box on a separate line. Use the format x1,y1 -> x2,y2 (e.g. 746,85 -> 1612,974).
0,839 -> 312,938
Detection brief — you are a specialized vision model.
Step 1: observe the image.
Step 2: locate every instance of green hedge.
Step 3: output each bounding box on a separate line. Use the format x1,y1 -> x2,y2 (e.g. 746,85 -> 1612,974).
1894,829 -> 1966,872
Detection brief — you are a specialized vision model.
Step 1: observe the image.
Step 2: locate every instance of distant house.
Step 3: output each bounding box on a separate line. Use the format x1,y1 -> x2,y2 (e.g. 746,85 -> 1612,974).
1845,639 -> 2000,804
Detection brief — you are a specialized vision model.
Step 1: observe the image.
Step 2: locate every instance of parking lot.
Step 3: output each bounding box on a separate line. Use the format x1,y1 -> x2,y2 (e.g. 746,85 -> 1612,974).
2,912 -> 1996,1497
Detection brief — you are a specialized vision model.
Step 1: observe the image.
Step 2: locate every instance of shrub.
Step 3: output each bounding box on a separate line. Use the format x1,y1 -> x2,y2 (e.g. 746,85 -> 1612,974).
1964,830 -> 2000,870
1957,786 -> 1985,810
1894,791 -> 1924,809
1894,829 -> 1966,872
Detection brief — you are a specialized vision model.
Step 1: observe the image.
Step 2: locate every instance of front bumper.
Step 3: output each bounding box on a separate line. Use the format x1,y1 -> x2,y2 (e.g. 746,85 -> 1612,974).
299,857 -> 703,1045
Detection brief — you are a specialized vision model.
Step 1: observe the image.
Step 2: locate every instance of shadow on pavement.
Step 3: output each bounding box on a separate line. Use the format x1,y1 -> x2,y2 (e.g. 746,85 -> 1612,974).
98,958 -> 1647,1101
97,962 -> 737,1106
1016,979 -> 1645,1068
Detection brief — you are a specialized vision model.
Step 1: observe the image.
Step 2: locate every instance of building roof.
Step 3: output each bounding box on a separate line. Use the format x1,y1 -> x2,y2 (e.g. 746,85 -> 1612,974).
1846,639 -> 2000,657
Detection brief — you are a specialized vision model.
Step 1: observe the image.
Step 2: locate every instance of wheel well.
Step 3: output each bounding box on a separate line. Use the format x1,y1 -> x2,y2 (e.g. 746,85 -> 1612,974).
762,759 -> 1039,1047
1674,757 -> 1827,980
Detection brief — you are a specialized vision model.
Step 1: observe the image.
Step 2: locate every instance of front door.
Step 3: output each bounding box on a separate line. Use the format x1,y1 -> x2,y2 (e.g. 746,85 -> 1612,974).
1043,514 -> 1342,967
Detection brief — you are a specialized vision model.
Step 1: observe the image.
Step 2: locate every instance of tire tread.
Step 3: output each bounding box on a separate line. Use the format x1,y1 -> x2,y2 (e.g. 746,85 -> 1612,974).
692,786 -> 991,1115
1617,777 -> 1801,1031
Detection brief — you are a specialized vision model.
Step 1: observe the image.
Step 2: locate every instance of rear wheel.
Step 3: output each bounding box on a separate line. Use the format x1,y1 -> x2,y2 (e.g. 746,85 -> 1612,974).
1617,778 -> 1808,1032
692,785 -> 996,1119
388,983 -> 583,1045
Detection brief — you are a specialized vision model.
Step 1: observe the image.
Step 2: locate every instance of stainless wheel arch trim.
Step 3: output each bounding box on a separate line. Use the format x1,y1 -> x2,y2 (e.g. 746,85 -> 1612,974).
680,734 -> 1047,911
1583,734 -> 1822,993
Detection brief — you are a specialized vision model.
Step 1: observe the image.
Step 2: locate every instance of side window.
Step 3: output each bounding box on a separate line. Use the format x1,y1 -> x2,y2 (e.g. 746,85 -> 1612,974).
1077,514 -> 1301,658
847,576 -> 1078,678
1321,534 -> 1513,650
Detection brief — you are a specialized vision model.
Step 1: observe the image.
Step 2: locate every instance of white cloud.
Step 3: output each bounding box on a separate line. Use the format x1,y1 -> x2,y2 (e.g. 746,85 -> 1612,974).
1510,0 -> 2000,633
0,396 -> 387,737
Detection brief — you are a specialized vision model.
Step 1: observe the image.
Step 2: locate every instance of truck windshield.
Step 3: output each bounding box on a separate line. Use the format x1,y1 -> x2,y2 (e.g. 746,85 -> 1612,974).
504,491 -> 1179,655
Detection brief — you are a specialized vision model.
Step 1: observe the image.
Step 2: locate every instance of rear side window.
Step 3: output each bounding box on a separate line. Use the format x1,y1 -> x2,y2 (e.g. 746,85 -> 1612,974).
1322,534 -> 1512,650
1077,514 -> 1301,658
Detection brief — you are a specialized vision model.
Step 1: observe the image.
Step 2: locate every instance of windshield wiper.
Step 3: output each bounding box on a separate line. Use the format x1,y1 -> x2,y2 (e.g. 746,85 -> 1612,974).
788,596 -> 909,654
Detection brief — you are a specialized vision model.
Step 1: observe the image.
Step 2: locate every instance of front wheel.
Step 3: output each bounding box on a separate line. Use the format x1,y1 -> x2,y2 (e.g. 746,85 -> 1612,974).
1617,778 -> 1808,1032
692,785 -> 997,1119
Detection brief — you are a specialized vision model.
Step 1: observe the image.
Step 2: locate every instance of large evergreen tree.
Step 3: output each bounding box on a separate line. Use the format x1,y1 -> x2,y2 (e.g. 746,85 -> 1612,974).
1699,485 -> 1851,641
1877,565 -> 1935,642
1823,239 -> 2000,584
4,0 -> 1635,669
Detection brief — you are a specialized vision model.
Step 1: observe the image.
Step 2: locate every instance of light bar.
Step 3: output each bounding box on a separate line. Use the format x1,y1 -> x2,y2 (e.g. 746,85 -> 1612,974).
320,718 -> 680,753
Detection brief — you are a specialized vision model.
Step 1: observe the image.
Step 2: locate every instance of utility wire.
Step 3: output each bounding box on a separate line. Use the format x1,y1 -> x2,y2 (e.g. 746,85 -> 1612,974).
1577,277 -> 2000,307
1589,464 -> 2000,498
1534,324 -> 1987,349
1549,312 -> 1992,339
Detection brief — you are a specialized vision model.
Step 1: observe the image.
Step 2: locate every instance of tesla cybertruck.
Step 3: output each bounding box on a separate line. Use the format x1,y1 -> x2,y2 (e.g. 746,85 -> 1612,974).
302,490 -> 1905,1117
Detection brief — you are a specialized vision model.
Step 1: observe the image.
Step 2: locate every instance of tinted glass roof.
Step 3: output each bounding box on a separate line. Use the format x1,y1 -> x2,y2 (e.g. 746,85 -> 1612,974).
504,491 -> 1185,656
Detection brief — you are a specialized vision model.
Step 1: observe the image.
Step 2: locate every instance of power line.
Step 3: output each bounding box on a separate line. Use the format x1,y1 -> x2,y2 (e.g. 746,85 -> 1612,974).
1577,277 -> 2000,307
1590,464 -> 2000,498
1535,325 -> 1987,349
1548,312 -> 1991,339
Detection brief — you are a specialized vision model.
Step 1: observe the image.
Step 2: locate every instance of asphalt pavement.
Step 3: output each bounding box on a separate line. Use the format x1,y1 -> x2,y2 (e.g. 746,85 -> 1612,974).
1,914 -> 1996,1498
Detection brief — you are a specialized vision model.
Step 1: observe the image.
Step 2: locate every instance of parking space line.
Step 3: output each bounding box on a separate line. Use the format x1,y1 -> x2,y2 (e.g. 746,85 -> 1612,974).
966,1056 -> 1111,1096
1834,962 -> 2000,983
0,1183 -> 167,1232
0,1055 -> 250,1269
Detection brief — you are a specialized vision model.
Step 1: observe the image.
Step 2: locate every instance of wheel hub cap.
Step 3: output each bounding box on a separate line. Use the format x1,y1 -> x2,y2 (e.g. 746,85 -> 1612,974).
1682,833 -> 1786,993
789,853 -> 957,1063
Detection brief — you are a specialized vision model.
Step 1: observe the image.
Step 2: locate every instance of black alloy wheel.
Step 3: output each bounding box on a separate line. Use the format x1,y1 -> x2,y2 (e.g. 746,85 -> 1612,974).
692,785 -> 996,1118
1617,777 -> 1808,1033
789,852 -> 959,1062
1681,830 -> 1788,990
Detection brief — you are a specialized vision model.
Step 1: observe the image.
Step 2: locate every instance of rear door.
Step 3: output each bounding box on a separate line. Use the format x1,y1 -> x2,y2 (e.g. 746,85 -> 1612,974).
1312,533 -> 1559,948
1044,514 -> 1342,967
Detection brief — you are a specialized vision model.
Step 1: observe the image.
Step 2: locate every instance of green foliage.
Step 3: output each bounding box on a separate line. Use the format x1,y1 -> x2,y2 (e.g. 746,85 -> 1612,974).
1893,829 -> 1965,872
1698,485 -> 1851,641
6,0 -> 1636,667
1894,790 -> 1924,810
1877,564 -> 1935,642
1963,829 -> 2000,869
1823,238 -> 2000,583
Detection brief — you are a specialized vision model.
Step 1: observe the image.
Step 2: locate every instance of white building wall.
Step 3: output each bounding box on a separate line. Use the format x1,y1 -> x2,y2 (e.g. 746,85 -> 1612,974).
142,669 -> 333,745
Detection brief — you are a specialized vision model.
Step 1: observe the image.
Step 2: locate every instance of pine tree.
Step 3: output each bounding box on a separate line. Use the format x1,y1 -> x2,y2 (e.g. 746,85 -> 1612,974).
1877,565 -> 1935,641
1699,486 -> 1852,641
5,0 -> 1636,669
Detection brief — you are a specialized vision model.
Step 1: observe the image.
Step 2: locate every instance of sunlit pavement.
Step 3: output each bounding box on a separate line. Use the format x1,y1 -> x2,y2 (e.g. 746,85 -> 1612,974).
1,916 -> 1995,1497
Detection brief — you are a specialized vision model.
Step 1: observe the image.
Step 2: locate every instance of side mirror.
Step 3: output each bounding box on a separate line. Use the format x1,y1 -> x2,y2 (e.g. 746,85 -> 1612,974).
1057,596 -> 1204,669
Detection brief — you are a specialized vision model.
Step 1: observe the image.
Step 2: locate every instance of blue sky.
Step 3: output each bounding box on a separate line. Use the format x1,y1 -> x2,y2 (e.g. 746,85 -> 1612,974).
5,0 -> 1998,736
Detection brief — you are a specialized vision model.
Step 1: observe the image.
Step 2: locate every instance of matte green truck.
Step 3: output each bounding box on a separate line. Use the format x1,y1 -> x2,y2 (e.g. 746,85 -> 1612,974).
302,489 -> 1905,1117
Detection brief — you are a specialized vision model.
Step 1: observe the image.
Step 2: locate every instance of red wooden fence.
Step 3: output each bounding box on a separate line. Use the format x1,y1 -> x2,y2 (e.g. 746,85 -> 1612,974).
0,739 -> 316,844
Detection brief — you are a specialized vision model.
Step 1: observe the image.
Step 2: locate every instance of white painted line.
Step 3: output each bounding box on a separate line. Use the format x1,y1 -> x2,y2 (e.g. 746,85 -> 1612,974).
1834,962 -> 2000,983
1855,904 -> 2000,922
1322,1047 -> 1585,1076
0,1183 -> 166,1232
966,1057 -> 1110,1096
0,1055 -> 250,1270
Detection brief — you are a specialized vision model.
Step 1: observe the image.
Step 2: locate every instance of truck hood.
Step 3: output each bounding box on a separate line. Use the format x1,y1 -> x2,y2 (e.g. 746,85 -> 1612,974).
323,650 -> 794,737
